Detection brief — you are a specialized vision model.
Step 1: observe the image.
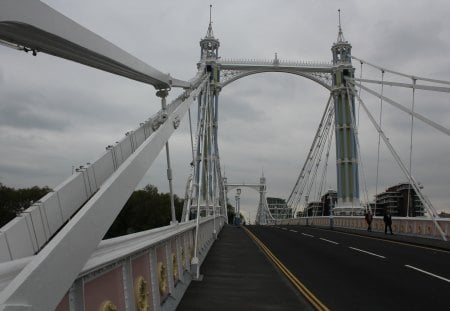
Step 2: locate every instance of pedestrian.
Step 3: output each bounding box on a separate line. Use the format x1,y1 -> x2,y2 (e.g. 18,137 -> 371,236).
383,211 -> 393,235
365,210 -> 373,232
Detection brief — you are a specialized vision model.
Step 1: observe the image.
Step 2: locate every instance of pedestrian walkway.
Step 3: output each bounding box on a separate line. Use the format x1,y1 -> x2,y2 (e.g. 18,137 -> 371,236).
178,225 -> 312,311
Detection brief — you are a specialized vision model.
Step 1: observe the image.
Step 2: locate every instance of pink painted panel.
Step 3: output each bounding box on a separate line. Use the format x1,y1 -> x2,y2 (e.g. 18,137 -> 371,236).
84,267 -> 125,311
55,292 -> 69,311
171,238 -> 180,284
132,253 -> 153,311
156,245 -> 169,302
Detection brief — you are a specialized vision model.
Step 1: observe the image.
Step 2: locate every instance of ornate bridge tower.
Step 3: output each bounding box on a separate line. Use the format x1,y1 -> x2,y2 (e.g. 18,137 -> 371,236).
331,19 -> 361,213
191,8 -> 226,218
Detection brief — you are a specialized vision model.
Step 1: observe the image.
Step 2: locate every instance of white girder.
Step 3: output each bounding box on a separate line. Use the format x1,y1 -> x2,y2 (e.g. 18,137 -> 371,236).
226,183 -> 263,192
218,59 -> 333,90
0,77 -> 208,310
219,58 -> 332,70
0,71 -> 206,264
0,0 -> 189,89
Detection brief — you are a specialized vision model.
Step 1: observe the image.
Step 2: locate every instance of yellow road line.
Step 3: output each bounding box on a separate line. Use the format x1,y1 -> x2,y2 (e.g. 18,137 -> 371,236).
243,226 -> 330,311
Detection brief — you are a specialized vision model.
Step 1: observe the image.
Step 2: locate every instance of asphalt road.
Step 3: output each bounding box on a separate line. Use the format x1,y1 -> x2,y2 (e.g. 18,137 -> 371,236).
247,225 -> 450,311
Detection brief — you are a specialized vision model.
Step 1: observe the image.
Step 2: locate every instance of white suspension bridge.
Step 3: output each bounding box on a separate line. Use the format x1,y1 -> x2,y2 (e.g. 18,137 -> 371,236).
0,1 -> 449,310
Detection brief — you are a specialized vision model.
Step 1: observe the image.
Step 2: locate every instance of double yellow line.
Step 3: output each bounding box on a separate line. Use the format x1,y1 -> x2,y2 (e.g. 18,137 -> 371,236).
243,226 -> 329,311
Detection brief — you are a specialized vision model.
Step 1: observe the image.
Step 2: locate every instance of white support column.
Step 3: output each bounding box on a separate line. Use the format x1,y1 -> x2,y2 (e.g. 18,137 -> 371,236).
157,89 -> 178,225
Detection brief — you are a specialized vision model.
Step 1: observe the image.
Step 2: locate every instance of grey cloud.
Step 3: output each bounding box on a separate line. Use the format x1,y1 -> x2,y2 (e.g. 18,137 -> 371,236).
0,0 -> 448,217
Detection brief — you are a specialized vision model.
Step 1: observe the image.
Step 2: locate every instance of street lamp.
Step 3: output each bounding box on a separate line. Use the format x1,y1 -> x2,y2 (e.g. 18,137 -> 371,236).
234,188 -> 241,226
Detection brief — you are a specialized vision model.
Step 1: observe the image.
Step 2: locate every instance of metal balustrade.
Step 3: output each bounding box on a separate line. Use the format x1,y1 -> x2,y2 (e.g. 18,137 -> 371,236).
276,216 -> 450,239
0,79 -> 206,263
0,216 -> 225,311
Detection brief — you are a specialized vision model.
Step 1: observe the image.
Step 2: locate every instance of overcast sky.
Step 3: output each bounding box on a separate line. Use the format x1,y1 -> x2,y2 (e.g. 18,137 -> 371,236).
0,0 -> 449,222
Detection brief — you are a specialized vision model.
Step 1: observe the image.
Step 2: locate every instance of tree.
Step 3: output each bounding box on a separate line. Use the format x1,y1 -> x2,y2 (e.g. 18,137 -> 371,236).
104,185 -> 184,238
0,183 -> 52,227
227,202 -> 236,224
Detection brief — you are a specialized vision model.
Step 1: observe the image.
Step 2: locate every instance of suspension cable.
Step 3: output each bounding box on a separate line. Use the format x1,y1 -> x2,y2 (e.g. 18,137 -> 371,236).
345,86 -> 370,210
193,80 -> 210,277
407,78 -> 416,217
374,70 -> 385,215
352,56 -> 450,85
188,108 -> 195,163
316,124 -> 334,216
287,95 -> 332,207
357,61 -> 363,130
356,63 -> 370,210
346,80 -> 450,136
348,84 -> 447,241
305,109 -> 334,205
293,103 -> 334,215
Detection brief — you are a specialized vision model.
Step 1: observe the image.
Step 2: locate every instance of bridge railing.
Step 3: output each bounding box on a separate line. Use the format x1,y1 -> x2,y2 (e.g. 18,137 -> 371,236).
0,216 -> 225,311
219,58 -> 332,67
0,84 -> 203,263
276,216 -> 450,239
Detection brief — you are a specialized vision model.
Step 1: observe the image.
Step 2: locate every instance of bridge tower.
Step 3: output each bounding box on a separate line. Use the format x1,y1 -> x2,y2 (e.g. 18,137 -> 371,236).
331,13 -> 361,214
192,6 -> 225,218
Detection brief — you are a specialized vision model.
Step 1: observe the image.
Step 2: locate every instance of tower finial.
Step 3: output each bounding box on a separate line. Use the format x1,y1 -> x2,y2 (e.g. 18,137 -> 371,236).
205,4 -> 214,38
209,4 -> 212,24
336,9 -> 345,42
338,9 -> 341,28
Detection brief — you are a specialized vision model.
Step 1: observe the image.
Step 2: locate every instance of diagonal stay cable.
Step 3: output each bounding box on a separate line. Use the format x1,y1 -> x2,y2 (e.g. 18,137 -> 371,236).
347,80 -> 450,136
352,56 -> 450,86
287,94 -> 333,207
348,85 -> 447,241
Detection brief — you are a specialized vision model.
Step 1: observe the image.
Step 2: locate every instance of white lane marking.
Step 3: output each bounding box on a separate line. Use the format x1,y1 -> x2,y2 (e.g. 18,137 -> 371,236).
289,230 -> 298,233
405,265 -> 450,283
349,247 -> 386,259
320,238 -> 339,245
302,233 -> 314,237
281,227 -> 288,231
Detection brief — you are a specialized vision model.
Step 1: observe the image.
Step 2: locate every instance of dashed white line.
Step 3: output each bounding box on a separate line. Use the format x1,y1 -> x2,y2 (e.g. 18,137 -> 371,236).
405,265 -> 450,283
320,238 -> 339,245
289,230 -> 298,233
301,233 -> 314,237
349,247 -> 386,259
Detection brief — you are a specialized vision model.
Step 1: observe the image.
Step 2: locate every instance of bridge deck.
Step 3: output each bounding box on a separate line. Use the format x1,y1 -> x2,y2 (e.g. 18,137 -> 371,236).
178,224 -> 312,310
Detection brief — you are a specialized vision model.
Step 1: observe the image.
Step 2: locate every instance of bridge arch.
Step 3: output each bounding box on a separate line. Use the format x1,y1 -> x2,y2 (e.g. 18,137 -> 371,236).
219,69 -> 332,90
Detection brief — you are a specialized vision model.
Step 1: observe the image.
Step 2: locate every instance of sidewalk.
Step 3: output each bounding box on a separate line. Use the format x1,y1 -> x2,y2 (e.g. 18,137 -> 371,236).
178,225 -> 313,311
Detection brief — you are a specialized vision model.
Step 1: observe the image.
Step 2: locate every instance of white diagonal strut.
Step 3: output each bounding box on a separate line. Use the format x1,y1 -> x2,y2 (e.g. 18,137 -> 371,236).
0,77 -> 208,310
0,0 -> 189,89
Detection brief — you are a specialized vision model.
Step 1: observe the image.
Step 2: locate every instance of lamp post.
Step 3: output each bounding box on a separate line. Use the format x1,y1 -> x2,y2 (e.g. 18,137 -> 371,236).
235,188 -> 241,226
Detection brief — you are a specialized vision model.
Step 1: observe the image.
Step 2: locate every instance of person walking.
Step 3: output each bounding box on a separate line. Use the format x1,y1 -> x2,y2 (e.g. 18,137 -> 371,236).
383,211 -> 393,235
365,210 -> 373,232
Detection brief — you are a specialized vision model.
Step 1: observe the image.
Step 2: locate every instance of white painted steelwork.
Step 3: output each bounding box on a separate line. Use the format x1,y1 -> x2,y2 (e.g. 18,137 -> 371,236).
0,216 -> 225,310
0,75 -> 208,310
0,77 -> 206,264
0,0 -> 189,89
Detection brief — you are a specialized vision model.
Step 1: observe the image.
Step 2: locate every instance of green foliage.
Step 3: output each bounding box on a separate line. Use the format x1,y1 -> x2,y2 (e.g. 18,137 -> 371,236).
104,185 -> 184,239
0,183 -> 52,227
227,202 -> 235,223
